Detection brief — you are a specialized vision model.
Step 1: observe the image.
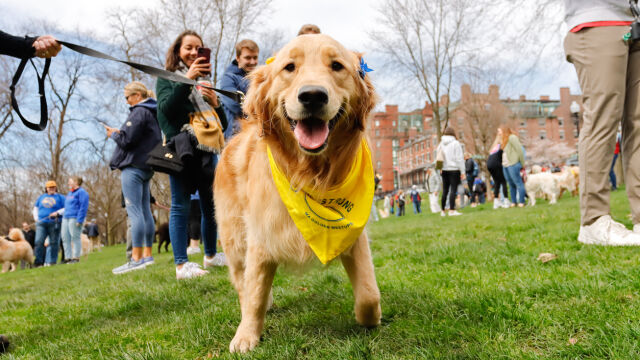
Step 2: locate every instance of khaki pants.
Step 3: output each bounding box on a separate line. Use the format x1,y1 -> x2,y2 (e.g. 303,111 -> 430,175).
564,26 -> 640,225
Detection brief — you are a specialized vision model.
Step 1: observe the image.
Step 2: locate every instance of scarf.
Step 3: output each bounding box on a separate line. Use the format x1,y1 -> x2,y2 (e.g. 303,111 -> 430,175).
175,67 -> 224,153
266,140 -> 374,264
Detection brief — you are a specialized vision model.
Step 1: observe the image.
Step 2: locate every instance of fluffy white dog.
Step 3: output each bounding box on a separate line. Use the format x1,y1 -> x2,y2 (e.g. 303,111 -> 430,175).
525,172 -> 559,206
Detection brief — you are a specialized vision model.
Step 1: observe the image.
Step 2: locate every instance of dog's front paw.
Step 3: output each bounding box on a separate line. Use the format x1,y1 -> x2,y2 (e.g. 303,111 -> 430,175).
355,300 -> 381,328
229,330 -> 260,353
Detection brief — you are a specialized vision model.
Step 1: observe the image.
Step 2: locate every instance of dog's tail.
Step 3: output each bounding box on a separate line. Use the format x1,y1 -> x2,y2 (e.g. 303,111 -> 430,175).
7,228 -> 25,242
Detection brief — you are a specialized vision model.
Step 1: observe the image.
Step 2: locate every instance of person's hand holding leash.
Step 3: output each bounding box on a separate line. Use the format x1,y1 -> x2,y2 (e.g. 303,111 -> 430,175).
185,57 -> 211,80
33,35 -> 62,58
200,87 -> 219,107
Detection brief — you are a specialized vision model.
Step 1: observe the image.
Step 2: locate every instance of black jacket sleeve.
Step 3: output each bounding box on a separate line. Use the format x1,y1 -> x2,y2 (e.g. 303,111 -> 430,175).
0,31 -> 36,58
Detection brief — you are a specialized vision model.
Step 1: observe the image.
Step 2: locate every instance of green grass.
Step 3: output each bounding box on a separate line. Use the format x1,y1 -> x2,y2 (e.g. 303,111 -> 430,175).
1,189 -> 639,359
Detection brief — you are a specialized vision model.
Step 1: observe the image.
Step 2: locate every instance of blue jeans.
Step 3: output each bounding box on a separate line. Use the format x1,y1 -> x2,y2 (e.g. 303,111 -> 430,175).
610,153 -> 618,190
34,219 -> 61,265
169,155 -> 218,265
61,217 -> 82,259
121,167 -> 155,248
503,163 -> 525,205
412,200 -> 421,214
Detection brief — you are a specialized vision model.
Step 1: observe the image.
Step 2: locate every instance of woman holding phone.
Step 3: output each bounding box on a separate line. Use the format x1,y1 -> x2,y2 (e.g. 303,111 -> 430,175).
156,30 -> 228,279
106,81 -> 161,274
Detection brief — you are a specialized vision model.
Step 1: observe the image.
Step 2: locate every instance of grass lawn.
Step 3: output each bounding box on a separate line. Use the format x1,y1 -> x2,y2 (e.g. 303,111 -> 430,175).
1,188 -> 639,359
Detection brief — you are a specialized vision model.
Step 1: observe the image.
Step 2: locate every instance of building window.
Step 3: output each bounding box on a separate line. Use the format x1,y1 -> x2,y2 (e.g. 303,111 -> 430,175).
558,117 -> 564,126
519,130 -> 526,139
375,120 -> 380,127
458,117 -> 464,126
376,140 -> 381,147
375,130 -> 379,136
539,130 -> 546,140
538,118 -> 546,127
459,131 -> 464,139
377,161 -> 381,169
559,130 -> 565,140
392,121 -> 396,127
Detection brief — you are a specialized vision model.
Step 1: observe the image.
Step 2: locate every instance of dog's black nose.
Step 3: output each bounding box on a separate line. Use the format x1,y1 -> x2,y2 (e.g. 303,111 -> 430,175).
298,85 -> 328,112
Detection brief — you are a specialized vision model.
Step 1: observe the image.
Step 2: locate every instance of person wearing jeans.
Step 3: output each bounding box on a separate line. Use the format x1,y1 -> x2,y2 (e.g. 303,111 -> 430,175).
61,176 -> 89,263
156,30 -> 228,279
32,180 -> 65,266
499,125 -> 526,207
106,81 -> 161,274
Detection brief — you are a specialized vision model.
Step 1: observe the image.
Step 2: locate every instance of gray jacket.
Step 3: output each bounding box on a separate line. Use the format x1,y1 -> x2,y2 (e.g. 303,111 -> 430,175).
563,0 -> 633,30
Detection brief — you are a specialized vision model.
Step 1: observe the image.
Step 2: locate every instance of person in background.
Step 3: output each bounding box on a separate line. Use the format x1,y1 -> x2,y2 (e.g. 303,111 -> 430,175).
32,180 -> 65,267
397,190 -> 406,216
156,30 -> 228,279
107,81 -> 160,274
297,24 -> 321,35
409,185 -> 422,214
219,39 -> 259,139
187,191 -> 202,255
610,132 -> 621,191
60,176 -> 89,264
425,167 -> 442,213
464,152 -> 479,207
500,125 -> 526,208
85,219 -> 100,251
437,127 -> 465,216
21,222 -> 35,250
473,176 -> 487,205
487,129 -> 509,209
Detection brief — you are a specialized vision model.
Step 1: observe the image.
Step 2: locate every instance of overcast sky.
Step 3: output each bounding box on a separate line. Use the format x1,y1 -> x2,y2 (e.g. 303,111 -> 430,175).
3,0 -> 580,109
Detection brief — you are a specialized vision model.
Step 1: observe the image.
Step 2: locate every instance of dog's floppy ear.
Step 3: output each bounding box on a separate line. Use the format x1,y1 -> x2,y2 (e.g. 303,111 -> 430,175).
351,52 -> 377,132
243,64 -> 274,136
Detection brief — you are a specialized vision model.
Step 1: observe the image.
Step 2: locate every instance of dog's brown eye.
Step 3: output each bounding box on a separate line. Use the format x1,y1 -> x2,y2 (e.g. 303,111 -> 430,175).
331,61 -> 344,71
284,63 -> 295,72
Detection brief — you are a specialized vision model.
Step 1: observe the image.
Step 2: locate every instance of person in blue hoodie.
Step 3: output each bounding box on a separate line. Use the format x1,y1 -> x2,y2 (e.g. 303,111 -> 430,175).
32,180 -> 65,266
61,176 -> 89,263
105,81 -> 162,274
219,39 -> 259,139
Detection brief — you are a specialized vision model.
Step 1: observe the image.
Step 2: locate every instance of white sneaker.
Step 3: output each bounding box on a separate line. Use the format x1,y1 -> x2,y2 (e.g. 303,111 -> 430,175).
448,210 -> 462,216
441,211 -> 446,217
493,201 -> 501,210
502,199 -> 511,208
176,262 -> 209,279
578,215 -> 640,246
186,246 -> 201,255
204,252 -> 227,268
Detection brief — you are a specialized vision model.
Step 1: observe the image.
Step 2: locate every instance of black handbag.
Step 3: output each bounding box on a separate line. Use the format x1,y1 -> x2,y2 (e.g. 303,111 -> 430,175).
146,141 -> 183,175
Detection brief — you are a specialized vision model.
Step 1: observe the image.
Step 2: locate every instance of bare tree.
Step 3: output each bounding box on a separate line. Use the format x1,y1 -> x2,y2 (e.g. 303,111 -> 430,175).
107,0 -> 274,85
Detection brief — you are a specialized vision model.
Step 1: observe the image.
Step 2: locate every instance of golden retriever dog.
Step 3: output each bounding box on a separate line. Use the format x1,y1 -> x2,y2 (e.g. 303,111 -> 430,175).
214,34 -> 380,353
0,228 -> 34,273
81,234 -> 92,257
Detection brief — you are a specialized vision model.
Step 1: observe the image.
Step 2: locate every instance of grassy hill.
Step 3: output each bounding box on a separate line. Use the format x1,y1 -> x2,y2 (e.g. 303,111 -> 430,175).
1,189 -> 639,359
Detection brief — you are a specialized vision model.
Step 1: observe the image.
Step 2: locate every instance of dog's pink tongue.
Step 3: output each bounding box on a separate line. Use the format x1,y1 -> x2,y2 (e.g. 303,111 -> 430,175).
294,119 -> 329,150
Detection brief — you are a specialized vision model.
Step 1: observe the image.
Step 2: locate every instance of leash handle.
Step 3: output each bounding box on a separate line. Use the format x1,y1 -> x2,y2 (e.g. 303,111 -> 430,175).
9,57 -> 50,131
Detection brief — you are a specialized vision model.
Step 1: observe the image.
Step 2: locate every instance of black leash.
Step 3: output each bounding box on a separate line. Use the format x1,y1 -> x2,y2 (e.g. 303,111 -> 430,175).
10,40 -> 245,131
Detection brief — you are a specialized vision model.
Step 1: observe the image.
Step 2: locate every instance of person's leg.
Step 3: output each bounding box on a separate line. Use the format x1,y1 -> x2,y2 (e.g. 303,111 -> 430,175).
61,218 -> 72,260
71,221 -> 82,259
169,174 -> 190,266
623,42 -> 640,226
467,178 -> 475,204
503,167 -> 517,205
609,153 -> 618,190
198,170 -> 217,259
565,26 -> 629,226
33,223 -> 47,266
509,163 -> 526,205
125,217 -> 132,260
140,172 -> 155,254
121,168 -> 146,261
441,171 -> 451,211
449,172 -> 460,211
416,199 -> 421,213
45,221 -> 61,264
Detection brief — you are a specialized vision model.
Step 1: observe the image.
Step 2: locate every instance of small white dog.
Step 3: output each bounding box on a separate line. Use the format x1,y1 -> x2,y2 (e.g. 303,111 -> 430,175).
525,172 -> 559,206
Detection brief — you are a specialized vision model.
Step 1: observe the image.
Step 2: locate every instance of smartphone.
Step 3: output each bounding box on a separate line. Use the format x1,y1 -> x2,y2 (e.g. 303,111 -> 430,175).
197,47 -> 211,64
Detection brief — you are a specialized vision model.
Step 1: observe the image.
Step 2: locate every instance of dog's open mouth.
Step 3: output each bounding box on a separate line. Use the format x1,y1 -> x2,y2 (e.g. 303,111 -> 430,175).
285,104 -> 343,153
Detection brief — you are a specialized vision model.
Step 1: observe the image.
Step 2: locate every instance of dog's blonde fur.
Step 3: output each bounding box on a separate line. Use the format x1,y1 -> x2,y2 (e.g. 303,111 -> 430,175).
0,228 -> 34,273
214,35 -> 380,353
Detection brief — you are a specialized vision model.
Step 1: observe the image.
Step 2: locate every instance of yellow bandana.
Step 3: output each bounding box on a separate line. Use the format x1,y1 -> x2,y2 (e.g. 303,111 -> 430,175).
267,140 -> 374,264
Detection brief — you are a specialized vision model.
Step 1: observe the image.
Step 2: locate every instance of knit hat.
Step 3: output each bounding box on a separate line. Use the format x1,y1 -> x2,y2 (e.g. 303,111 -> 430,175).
45,180 -> 57,188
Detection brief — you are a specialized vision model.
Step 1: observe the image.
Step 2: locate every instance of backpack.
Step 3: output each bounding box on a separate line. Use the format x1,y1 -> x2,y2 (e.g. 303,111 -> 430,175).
435,145 -> 444,170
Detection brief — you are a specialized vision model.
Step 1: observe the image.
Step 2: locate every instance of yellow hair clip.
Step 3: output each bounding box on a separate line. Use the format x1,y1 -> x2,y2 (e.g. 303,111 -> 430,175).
266,57 -> 275,65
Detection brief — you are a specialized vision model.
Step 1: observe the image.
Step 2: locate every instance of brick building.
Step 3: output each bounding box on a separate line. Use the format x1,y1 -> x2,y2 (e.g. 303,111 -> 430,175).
369,85 -> 583,192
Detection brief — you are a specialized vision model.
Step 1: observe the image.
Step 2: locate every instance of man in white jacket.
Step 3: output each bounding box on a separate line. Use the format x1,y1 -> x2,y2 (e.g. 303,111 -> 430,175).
564,0 -> 640,245
437,127 -> 466,216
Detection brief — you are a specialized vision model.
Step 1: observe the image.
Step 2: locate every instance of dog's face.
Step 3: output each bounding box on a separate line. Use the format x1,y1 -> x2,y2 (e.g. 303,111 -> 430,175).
245,34 -> 375,155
